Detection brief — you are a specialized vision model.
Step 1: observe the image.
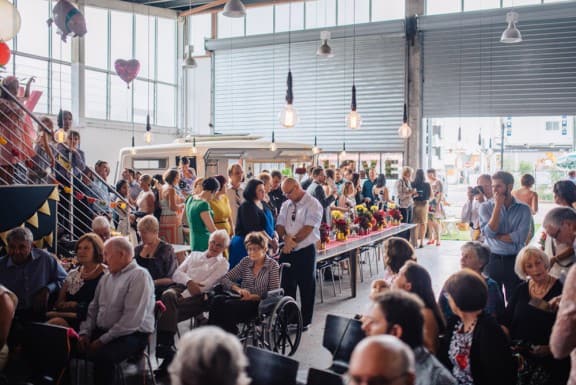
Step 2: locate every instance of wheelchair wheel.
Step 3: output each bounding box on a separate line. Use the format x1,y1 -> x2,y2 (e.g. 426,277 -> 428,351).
266,296 -> 302,356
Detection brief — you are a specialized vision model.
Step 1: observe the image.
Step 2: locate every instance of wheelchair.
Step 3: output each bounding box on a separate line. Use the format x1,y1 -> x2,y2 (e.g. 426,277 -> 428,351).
211,262 -> 303,356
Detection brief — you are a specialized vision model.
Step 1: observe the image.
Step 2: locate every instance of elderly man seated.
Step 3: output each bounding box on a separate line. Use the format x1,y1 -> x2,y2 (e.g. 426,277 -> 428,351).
78,237 -> 155,385
349,335 -> 416,385
91,215 -> 112,243
155,229 -> 230,376
0,227 -> 67,323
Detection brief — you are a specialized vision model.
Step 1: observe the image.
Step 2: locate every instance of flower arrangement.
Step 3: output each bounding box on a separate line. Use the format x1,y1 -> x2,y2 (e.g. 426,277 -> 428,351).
355,204 -> 375,233
387,208 -> 403,222
372,209 -> 387,229
320,223 -> 331,244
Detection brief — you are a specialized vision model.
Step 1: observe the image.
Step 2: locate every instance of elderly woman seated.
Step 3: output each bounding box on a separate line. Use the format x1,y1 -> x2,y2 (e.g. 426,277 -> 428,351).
47,233 -> 106,329
135,215 -> 178,299
208,232 -> 280,334
169,326 -> 250,385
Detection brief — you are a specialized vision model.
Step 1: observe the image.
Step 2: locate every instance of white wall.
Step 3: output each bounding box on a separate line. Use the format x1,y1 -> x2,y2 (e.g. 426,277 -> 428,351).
185,57 -> 212,136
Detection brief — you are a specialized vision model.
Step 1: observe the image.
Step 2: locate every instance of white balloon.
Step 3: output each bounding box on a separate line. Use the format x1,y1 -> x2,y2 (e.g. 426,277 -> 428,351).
0,0 -> 21,42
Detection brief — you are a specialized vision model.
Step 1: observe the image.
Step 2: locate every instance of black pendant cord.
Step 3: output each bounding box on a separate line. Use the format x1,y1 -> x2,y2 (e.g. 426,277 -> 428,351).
286,1 -> 293,104
351,0 -> 357,110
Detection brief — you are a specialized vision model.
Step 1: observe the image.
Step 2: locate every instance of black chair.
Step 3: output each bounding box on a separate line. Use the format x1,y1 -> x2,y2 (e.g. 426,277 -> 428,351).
246,346 -> 299,385
306,367 -> 344,385
22,322 -> 79,385
322,314 -> 365,374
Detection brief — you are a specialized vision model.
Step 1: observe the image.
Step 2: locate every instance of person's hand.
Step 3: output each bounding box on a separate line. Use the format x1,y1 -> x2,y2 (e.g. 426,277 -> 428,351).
237,288 -> 251,300
494,191 -> 505,207
269,237 -> 279,253
78,336 -> 90,353
32,287 -> 50,314
531,345 -> 551,357
282,235 -> 296,254
186,281 -> 204,296
467,187 -> 474,201
549,295 -> 562,311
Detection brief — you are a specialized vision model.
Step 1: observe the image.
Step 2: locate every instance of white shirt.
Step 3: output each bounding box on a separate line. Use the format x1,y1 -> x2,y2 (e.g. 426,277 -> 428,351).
172,251 -> 229,296
277,192 -> 323,251
226,184 -> 245,226
79,261 -> 155,344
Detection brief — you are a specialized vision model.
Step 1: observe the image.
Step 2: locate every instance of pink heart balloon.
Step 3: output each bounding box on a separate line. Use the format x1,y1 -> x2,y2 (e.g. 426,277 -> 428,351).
114,59 -> 140,88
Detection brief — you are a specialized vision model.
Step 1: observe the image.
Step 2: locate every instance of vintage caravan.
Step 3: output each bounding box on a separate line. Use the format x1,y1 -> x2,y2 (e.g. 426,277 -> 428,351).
117,135 -> 317,179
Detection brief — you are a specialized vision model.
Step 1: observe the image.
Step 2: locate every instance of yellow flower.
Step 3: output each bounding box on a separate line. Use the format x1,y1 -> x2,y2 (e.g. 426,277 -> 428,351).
370,205 -> 379,213
332,211 -> 343,220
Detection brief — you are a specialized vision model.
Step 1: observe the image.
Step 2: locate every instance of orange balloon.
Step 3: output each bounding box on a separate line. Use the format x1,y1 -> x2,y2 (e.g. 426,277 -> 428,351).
0,42 -> 10,66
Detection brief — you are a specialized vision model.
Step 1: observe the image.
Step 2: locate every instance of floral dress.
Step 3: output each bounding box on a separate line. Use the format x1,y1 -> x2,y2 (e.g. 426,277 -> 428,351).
429,179 -> 445,220
448,321 -> 474,385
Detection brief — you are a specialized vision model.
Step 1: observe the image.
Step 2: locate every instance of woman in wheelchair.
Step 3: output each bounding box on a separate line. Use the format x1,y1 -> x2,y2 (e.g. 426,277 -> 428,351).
208,232 -> 280,334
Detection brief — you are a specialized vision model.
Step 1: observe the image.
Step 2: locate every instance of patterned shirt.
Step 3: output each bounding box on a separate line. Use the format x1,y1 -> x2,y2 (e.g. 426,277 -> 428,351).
448,321 -> 474,385
221,256 -> 280,298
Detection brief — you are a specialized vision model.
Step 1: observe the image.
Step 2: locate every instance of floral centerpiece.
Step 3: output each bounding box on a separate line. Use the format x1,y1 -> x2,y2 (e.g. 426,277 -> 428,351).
387,208 -> 403,225
355,204 -> 375,234
332,211 -> 349,241
370,205 -> 387,229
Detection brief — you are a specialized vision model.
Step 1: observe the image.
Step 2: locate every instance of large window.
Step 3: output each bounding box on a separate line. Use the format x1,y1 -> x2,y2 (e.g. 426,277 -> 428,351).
189,13 -> 212,56
11,3 -> 178,128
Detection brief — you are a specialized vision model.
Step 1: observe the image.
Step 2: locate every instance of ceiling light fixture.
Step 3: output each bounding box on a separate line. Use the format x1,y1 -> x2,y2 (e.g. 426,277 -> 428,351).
279,2 -> 298,128
398,104 -> 412,139
183,45 -> 197,69
223,0 -> 246,18
500,11 -> 522,44
346,0 -> 361,130
312,135 -> 320,155
316,31 -> 334,58
340,142 -> 346,158
270,131 -> 277,152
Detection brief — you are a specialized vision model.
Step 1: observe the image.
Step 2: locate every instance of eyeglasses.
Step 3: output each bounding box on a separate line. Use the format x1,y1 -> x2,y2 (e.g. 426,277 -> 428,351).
284,186 -> 296,198
291,206 -> 297,221
348,373 -> 408,385
209,240 -> 226,248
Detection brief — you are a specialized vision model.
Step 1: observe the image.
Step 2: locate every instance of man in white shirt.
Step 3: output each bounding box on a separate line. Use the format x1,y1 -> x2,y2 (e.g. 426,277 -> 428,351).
226,164 -> 244,226
78,237 -> 155,385
155,230 -> 230,375
277,177 -> 323,330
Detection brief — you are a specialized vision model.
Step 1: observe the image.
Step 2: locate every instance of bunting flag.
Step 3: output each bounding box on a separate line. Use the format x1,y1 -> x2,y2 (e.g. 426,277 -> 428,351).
0,185 -> 59,248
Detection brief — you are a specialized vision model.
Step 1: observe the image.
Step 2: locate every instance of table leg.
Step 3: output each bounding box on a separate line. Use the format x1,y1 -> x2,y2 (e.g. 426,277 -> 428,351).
349,249 -> 358,298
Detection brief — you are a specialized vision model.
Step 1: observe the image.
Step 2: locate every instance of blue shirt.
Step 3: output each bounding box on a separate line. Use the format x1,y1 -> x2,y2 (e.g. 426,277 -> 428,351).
0,248 -> 67,310
478,197 -> 532,255
362,178 -> 376,204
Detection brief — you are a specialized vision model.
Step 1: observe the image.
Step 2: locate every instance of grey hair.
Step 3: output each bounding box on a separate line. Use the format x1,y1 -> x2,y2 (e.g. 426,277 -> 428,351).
354,335 -> 415,375
543,206 -> 576,229
137,215 -> 159,233
514,246 -> 550,280
210,229 -> 231,248
6,227 -> 34,244
169,326 -> 250,385
104,236 -> 134,259
461,241 -> 491,269
92,215 -> 111,231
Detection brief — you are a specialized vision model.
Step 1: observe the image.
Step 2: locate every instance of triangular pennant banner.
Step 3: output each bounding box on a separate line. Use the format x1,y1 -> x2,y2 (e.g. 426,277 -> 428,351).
38,200 -> 51,216
48,187 -> 60,202
33,239 -> 44,248
44,233 -> 53,248
0,230 -> 8,245
26,213 -> 39,229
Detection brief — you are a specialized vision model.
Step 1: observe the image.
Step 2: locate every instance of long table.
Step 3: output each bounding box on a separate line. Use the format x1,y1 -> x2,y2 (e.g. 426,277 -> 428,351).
316,223 -> 417,298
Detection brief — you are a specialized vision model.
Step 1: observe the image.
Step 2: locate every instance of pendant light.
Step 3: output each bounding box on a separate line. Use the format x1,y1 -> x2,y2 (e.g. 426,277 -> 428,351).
316,31 -> 334,58
144,114 -> 152,144
500,11 -> 522,44
279,1 -> 298,128
191,136 -> 198,154
144,10 -> 153,144
398,104 -> 411,139
340,142 -> 347,158
312,135 -> 320,155
346,0 -> 361,129
183,45 -> 197,69
223,0 -> 246,18
270,131 -> 277,152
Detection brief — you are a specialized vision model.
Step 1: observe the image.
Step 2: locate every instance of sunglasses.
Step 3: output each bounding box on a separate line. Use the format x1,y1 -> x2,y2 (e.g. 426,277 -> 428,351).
291,206 -> 297,221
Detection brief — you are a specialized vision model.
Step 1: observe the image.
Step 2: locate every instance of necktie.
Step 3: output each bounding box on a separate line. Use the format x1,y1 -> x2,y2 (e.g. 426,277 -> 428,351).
234,188 -> 241,206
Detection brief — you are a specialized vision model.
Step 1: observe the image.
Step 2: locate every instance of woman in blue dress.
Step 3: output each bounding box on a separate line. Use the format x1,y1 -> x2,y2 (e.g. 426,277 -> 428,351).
228,179 -> 279,268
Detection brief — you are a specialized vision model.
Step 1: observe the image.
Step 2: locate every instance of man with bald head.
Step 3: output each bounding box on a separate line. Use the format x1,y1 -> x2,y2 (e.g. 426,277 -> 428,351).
79,237 -> 155,385
349,335 -> 416,385
277,177 -> 323,330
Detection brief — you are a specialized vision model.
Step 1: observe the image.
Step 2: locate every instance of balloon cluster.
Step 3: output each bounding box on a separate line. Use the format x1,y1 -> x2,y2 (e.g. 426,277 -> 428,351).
0,0 -> 21,67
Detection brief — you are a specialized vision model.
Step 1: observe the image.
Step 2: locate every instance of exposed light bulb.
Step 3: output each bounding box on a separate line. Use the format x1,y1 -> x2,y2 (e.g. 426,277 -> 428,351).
347,110 -> 362,130
54,128 -> 66,144
144,131 -> 152,144
279,103 -> 298,128
130,147 -> 137,155
191,137 -> 197,154
270,142 -> 277,152
398,122 -> 412,139
312,146 -> 320,155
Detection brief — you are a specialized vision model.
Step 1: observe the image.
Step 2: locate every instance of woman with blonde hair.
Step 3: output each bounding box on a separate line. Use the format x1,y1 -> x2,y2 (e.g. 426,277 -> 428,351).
396,166 -> 416,241
159,169 -> 184,244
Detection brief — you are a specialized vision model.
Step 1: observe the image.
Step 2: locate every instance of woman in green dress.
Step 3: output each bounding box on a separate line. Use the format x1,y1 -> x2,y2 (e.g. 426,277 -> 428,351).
186,177 -> 219,251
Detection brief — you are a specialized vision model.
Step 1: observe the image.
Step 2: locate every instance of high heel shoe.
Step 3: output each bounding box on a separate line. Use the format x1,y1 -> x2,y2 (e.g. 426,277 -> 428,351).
436,240 -> 441,246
